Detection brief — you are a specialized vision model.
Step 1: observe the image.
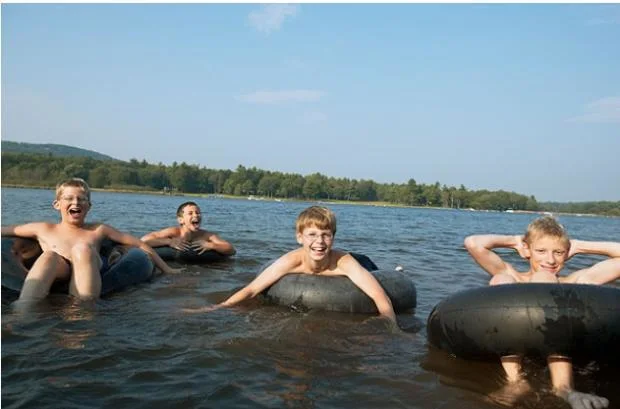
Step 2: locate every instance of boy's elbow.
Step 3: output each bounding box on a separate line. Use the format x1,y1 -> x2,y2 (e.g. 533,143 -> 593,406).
464,236 -> 477,250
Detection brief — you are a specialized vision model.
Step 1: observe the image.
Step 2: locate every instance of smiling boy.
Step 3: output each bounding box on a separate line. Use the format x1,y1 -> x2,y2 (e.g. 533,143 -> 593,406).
1,178 -> 183,301
184,205 -> 397,323
464,216 -> 620,409
141,201 -> 236,256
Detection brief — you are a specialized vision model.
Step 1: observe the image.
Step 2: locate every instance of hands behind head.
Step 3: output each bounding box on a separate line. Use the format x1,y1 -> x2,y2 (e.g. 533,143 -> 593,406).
515,235 -> 530,259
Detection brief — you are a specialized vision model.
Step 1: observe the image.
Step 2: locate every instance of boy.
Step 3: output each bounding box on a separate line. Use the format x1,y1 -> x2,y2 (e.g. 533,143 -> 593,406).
1,178 -> 184,301
464,216 -> 620,409
140,201 -> 236,256
184,206 -> 397,324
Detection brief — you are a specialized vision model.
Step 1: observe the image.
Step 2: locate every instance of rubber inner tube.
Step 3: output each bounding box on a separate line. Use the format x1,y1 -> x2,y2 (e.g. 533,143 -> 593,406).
427,283 -> 620,364
260,252 -> 416,313
154,246 -> 231,264
1,237 -> 155,297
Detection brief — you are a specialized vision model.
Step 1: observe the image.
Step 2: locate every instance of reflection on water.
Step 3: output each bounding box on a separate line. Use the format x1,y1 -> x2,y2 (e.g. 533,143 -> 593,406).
2,188 -> 620,409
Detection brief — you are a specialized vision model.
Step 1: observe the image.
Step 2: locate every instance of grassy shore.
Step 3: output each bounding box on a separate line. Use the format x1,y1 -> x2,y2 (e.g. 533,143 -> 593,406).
1,183 -> 615,217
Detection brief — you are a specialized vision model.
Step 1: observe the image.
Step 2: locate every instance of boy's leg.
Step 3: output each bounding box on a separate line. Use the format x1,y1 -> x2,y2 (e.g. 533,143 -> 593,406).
68,243 -> 103,300
19,251 -> 72,300
548,356 -> 608,409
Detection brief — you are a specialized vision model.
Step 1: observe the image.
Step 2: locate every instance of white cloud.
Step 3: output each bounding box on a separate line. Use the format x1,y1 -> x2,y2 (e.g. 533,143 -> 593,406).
248,4 -> 299,34
236,89 -> 325,104
568,97 -> 620,124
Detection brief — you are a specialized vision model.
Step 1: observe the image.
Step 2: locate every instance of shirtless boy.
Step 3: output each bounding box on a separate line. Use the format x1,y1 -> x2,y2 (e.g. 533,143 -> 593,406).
141,201 -> 236,256
464,216 -> 620,409
1,178 -> 183,301
184,205 -> 397,324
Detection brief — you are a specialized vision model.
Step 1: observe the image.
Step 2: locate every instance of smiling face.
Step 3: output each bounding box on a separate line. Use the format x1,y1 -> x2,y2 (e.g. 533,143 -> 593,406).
177,204 -> 202,232
525,235 -> 569,275
53,186 -> 91,225
297,224 -> 335,261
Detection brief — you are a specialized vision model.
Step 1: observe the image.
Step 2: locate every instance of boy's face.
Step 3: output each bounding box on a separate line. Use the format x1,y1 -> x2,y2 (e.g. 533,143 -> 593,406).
53,186 -> 91,225
178,205 -> 202,231
525,235 -> 569,275
296,224 -> 334,262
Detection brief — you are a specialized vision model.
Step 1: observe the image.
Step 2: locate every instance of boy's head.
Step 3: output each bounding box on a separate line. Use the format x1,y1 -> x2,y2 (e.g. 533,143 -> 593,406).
176,201 -> 202,231
296,206 -> 337,260
523,216 -> 570,274
295,206 -> 337,235
523,216 -> 570,248
53,178 -> 92,224
55,178 -> 91,204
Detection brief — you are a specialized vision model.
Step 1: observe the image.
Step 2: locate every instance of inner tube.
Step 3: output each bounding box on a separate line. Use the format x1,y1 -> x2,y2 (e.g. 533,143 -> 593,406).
427,284 -> 620,363
154,246 -> 231,264
260,253 -> 416,313
1,237 -> 155,298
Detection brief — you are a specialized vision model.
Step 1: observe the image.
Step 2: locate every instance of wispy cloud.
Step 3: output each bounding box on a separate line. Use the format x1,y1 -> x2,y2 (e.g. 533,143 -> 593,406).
236,90 -> 325,104
585,6 -> 620,25
248,4 -> 299,34
568,97 -> 620,124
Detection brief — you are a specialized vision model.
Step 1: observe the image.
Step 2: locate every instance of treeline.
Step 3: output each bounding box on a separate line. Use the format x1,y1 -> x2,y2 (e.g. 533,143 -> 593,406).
1,152 -> 618,216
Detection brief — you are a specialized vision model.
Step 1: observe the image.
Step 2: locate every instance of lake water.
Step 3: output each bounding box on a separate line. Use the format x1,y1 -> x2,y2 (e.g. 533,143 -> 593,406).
2,187 -> 619,409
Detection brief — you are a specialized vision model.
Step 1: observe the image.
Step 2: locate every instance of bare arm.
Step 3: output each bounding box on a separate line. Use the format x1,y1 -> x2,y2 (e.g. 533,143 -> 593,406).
103,225 -> 183,274
563,240 -> 620,284
219,256 -> 292,307
140,227 -> 190,250
464,235 -> 524,276
1,223 -> 48,238
340,255 -> 397,323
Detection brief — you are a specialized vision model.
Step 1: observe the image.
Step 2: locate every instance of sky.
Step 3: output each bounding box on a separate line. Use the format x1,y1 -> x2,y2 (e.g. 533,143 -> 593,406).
2,3 -> 619,202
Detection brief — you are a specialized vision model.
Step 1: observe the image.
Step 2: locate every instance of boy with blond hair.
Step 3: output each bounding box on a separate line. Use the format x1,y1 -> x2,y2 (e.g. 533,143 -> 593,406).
1,178 -> 183,301
184,205 -> 397,323
141,201 -> 236,256
464,216 -> 620,409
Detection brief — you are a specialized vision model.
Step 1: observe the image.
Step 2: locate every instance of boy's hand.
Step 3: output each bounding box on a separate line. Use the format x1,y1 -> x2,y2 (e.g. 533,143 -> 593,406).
514,235 -> 529,259
190,240 -> 214,255
165,267 -> 187,275
182,304 -> 221,314
169,237 -> 191,251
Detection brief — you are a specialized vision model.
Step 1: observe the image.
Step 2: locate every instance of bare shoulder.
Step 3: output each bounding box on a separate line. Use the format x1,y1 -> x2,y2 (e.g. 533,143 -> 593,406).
275,248 -> 304,272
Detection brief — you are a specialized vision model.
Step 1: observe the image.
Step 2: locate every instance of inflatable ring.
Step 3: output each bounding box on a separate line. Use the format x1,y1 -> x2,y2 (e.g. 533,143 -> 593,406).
154,246 -> 231,264
260,252 -> 416,313
427,284 -> 620,363
1,237 -> 155,297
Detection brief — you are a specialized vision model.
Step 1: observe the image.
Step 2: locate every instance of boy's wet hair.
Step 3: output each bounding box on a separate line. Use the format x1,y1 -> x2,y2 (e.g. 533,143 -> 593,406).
524,216 -> 570,248
55,177 -> 91,202
177,201 -> 200,217
296,206 -> 337,235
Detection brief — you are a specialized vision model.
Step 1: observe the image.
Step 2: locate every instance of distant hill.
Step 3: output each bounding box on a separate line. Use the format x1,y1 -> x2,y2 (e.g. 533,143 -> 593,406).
1,140 -> 117,161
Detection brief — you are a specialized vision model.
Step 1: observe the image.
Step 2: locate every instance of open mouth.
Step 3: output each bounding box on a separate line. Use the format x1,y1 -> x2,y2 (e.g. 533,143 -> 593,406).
190,219 -> 201,228
69,208 -> 82,216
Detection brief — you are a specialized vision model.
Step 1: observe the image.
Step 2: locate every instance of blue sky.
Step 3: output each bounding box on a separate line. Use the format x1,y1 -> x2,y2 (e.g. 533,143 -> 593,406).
2,4 -> 619,202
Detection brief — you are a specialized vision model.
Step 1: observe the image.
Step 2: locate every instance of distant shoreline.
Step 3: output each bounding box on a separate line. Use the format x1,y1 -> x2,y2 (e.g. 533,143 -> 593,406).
1,183 -> 615,218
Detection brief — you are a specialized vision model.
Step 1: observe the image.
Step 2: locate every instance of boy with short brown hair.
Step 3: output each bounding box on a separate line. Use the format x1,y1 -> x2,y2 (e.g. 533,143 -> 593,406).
1,177 -> 183,301
141,201 -> 236,256
185,205 -> 397,323
464,216 -> 620,409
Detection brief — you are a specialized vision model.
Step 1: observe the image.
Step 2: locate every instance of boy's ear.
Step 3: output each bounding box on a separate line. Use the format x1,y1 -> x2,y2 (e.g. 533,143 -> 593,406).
522,242 -> 531,259
53,200 -> 60,210
296,231 -> 303,245
177,216 -> 184,226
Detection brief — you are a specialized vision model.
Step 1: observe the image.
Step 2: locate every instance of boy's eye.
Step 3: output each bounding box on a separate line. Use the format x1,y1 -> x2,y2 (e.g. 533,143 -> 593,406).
61,196 -> 88,203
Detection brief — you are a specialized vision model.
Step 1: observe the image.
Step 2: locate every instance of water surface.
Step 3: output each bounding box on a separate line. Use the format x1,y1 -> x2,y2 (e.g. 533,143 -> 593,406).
2,188 -> 619,409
